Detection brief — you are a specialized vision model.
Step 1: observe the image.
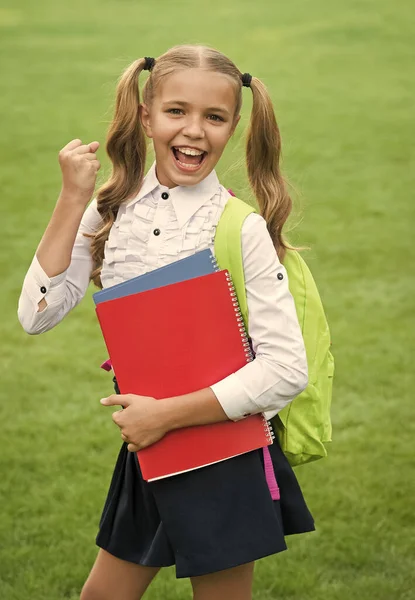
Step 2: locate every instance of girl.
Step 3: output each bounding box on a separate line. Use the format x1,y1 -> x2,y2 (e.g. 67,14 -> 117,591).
18,45 -> 314,600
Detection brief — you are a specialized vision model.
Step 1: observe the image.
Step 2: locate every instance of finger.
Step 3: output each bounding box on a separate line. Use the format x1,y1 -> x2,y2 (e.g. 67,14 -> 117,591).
72,144 -> 96,155
101,394 -> 129,407
83,153 -> 97,161
88,141 -> 100,153
127,443 -> 140,453
112,410 -> 123,426
61,139 -> 82,152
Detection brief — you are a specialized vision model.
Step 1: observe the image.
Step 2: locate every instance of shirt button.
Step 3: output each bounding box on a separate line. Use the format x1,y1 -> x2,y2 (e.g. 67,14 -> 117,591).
40,286 -> 47,294
161,192 -> 169,200
277,273 -> 283,280
153,228 -> 161,236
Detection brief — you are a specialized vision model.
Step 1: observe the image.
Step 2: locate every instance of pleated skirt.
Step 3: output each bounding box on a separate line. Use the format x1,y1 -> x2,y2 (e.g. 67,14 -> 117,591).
96,381 -> 315,579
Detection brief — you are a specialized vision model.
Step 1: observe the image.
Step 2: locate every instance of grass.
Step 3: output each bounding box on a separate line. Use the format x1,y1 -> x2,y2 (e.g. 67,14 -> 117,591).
1,0 -> 414,598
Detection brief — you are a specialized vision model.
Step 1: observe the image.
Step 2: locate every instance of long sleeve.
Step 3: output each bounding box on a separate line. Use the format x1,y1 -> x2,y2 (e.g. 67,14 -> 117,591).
210,213 -> 308,422
17,199 -> 102,334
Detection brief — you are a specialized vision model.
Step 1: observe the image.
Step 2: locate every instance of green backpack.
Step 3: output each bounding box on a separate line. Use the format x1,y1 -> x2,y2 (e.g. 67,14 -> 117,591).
214,196 -> 334,467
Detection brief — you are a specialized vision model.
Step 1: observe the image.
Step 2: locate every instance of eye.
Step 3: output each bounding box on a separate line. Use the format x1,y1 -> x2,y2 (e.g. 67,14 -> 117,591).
167,108 -> 183,115
208,114 -> 224,122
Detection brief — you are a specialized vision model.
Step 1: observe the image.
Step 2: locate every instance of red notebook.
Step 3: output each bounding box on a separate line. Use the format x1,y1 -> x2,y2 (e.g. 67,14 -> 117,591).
95,270 -> 273,481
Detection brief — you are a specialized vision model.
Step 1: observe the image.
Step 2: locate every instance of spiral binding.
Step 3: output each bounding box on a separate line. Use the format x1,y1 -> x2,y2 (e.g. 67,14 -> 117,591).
210,253 -> 220,272
225,272 -> 254,364
263,418 -> 276,444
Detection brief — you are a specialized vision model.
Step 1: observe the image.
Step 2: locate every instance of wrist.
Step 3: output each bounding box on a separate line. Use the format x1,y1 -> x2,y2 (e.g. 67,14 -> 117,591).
157,397 -> 182,432
59,186 -> 93,207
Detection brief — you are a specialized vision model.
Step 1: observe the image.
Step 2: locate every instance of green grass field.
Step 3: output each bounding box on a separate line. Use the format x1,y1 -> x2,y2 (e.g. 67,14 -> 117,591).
1,1 -> 414,598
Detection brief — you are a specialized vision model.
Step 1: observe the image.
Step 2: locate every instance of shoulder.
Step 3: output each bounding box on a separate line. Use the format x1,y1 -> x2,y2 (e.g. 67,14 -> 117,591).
220,192 -> 267,236
241,211 -> 275,248
220,193 -> 265,234
241,211 -> 266,234
240,211 -> 281,268
219,193 -> 278,260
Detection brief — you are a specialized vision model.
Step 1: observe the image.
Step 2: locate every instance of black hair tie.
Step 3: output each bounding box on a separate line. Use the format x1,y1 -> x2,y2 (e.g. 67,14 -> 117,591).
143,57 -> 155,71
241,72 -> 252,87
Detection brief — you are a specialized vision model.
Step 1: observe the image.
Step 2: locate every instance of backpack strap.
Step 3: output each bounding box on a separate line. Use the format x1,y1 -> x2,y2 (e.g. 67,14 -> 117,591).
214,196 -> 256,329
215,197 -> 283,491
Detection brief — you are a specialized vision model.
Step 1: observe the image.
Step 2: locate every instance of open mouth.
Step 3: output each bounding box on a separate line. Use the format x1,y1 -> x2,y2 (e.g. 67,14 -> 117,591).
171,147 -> 208,171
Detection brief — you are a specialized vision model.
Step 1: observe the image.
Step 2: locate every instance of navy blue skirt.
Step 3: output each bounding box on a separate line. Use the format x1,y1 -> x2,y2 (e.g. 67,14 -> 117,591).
96,379 -> 315,579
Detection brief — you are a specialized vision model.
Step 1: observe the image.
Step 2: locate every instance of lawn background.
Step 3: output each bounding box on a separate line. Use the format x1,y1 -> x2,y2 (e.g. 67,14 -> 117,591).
1,0 -> 414,598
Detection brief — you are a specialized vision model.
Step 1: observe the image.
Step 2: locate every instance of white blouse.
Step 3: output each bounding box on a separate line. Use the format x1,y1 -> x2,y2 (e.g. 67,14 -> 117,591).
18,163 -> 308,421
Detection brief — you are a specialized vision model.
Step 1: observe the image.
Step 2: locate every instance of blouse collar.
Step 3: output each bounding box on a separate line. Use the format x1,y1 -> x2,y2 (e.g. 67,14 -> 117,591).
125,162 -> 221,228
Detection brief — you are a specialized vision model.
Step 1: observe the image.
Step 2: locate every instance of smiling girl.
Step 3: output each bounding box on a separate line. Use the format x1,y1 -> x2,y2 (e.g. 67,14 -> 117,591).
18,45 -> 314,600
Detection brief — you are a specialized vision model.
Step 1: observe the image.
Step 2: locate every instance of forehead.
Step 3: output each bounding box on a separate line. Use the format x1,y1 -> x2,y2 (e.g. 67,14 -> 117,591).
155,68 -> 238,110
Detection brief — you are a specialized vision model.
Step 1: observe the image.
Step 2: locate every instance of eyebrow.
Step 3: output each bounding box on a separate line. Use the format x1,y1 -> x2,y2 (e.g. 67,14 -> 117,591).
162,100 -> 231,116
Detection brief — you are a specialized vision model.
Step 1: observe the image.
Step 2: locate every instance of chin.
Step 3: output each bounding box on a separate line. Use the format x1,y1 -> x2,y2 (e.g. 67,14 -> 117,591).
168,166 -> 210,188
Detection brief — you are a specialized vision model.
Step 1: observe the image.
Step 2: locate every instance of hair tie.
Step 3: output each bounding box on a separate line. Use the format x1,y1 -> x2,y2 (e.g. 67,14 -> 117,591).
241,73 -> 252,87
143,57 -> 155,71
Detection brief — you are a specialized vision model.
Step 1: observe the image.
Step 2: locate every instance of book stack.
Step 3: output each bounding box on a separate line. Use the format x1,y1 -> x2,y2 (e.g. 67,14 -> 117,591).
94,249 -> 273,482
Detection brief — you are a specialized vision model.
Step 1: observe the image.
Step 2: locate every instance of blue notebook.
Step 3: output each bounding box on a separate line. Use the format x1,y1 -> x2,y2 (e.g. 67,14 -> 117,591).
93,248 -> 219,305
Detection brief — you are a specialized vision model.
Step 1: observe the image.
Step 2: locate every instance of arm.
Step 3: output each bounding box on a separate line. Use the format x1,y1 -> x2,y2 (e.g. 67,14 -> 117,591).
165,213 -> 308,425
17,139 -> 102,334
210,213 -> 308,421
17,198 -> 102,334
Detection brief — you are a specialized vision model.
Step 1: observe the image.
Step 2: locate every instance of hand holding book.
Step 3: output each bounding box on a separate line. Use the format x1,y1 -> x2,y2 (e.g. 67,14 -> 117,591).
101,386 -> 229,452
100,393 -> 168,452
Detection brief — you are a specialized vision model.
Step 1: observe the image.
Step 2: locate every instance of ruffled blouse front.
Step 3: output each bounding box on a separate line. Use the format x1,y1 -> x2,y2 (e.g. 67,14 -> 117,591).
101,163 -> 228,288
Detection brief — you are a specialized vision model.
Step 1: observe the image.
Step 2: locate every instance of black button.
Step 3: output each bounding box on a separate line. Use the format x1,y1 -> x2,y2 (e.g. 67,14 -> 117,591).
153,228 -> 161,236
161,192 -> 169,200
40,286 -> 47,294
277,273 -> 283,280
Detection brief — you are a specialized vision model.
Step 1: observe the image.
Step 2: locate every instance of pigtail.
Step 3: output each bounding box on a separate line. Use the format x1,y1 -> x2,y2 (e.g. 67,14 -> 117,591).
88,58 -> 148,288
245,77 -> 293,261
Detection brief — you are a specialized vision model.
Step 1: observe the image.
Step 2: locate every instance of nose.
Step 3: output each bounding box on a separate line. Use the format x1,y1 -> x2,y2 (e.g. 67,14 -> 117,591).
182,114 -> 205,139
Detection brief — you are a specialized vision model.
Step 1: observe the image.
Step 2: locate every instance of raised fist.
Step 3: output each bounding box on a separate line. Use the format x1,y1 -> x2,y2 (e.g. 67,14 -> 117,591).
58,139 -> 101,205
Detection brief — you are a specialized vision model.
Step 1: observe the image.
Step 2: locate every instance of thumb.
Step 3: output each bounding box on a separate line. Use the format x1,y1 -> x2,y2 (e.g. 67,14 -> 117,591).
100,394 -> 125,407
89,141 -> 100,153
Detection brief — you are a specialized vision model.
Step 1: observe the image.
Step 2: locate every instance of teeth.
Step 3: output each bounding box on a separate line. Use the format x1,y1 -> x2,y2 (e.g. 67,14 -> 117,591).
174,147 -> 204,156
177,160 -> 201,169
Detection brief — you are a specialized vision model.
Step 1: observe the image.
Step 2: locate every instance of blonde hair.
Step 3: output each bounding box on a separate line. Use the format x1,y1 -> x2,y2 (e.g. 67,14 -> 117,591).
87,44 -> 293,288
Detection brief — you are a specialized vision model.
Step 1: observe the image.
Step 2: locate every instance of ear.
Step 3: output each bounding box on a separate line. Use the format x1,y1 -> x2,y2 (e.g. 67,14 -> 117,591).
139,103 -> 153,138
230,114 -> 241,138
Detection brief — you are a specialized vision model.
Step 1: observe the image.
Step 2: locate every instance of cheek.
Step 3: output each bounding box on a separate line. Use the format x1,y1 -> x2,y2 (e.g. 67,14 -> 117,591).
152,118 -> 177,145
210,128 -> 232,153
